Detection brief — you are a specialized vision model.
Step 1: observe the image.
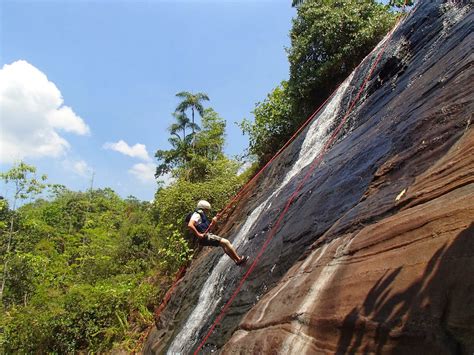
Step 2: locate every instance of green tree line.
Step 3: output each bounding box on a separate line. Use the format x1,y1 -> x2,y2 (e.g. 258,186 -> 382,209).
1,176 -> 162,352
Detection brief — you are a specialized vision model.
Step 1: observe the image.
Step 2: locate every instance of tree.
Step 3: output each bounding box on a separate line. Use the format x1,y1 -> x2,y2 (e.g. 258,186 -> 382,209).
175,91 -> 210,145
155,134 -> 189,178
389,0 -> 414,7
288,0 -> 395,120
0,197 -> 8,231
1,179 -> 166,352
155,107 -> 228,182
239,81 -> 293,163
194,109 -> 226,160
242,0 -> 395,164
181,108 -> 227,181
0,162 -> 47,303
168,111 -> 200,168
169,111 -> 200,143
156,95 -> 213,179
294,0 -> 413,8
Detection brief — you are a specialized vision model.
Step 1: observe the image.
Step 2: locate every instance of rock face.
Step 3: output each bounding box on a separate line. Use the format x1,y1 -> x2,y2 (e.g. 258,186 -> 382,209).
144,1 -> 473,354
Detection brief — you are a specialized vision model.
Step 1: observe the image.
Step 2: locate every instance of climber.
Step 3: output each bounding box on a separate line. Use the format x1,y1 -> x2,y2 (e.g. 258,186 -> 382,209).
187,200 -> 248,266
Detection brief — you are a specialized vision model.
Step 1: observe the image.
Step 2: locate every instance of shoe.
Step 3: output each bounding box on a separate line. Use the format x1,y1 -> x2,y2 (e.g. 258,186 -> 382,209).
236,255 -> 248,266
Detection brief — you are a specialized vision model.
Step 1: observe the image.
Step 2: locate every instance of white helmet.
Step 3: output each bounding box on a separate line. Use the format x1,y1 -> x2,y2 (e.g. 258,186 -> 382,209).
197,200 -> 211,210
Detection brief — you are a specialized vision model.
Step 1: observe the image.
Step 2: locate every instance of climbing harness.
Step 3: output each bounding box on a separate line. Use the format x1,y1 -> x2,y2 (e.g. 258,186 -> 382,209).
185,209 -> 211,233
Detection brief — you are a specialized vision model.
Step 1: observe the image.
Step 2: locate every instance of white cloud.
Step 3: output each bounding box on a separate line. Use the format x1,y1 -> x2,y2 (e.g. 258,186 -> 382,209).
0,60 -> 90,163
103,140 -> 152,162
63,159 -> 93,177
129,163 -> 157,184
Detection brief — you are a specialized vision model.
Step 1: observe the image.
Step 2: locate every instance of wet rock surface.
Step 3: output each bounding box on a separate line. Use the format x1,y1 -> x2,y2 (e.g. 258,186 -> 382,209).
144,1 -> 473,354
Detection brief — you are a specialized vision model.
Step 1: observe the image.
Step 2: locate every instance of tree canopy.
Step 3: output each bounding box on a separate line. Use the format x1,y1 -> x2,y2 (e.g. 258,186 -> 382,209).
241,0 -> 396,163
0,178 -> 162,353
156,104 -> 230,183
175,91 -> 210,143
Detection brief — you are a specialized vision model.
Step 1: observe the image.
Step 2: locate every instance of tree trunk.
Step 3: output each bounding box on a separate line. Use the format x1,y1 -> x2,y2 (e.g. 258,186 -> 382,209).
183,126 -> 187,167
191,107 -> 195,149
0,211 -> 15,303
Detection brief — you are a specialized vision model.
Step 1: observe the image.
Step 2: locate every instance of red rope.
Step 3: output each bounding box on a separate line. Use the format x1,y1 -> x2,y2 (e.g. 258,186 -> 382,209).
194,14 -> 404,354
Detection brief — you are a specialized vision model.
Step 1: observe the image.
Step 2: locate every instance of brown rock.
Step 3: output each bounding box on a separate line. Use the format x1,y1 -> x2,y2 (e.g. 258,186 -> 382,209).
144,1 -> 473,353
225,130 -> 473,354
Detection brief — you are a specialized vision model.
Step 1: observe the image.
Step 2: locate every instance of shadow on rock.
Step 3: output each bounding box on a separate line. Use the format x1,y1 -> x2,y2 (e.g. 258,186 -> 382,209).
336,223 -> 474,354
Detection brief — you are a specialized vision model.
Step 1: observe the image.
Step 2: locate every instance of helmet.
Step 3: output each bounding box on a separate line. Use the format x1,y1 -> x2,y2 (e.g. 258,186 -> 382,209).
197,200 -> 211,210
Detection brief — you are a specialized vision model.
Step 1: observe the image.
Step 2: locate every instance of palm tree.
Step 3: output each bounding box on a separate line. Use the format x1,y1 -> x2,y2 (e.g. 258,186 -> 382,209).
168,111 -> 200,166
168,111 -> 200,142
175,91 -> 210,144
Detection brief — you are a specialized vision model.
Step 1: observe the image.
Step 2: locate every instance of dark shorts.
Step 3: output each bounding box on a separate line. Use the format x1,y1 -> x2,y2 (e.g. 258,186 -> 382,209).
199,233 -> 223,247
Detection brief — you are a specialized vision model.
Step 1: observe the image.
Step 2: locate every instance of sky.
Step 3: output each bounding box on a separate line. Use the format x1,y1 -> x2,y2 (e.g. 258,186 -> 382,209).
0,0 -> 296,202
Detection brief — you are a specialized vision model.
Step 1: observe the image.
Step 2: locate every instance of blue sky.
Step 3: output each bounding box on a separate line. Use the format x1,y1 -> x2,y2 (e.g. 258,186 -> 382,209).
0,0 -> 296,201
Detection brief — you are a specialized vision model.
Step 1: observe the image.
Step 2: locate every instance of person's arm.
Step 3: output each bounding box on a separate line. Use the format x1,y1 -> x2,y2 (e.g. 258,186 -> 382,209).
209,216 -> 218,230
188,219 -> 205,239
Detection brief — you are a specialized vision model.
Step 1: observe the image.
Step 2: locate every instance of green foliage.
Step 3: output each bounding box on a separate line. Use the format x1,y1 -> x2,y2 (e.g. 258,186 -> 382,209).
2,280 -> 146,353
3,252 -> 48,305
293,0 -> 413,8
155,112 -> 196,177
175,91 -> 209,126
0,162 -> 47,204
175,91 -> 210,147
288,0 -> 395,117
242,0 -> 395,163
0,182 -> 165,353
2,303 -> 58,353
169,111 -> 201,142
0,158 -> 248,353
195,108 -> 226,161
156,106 -> 233,183
0,199 -> 8,230
1,162 -> 48,306
181,108 -> 228,181
52,282 -> 131,351
240,81 -> 293,163
157,227 -> 193,274
156,92 -> 220,180
389,0 -> 413,7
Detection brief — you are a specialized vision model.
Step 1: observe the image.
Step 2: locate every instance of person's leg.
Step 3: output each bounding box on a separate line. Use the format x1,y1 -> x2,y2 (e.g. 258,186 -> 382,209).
207,233 -> 244,264
222,239 -> 240,262
219,238 -> 241,263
